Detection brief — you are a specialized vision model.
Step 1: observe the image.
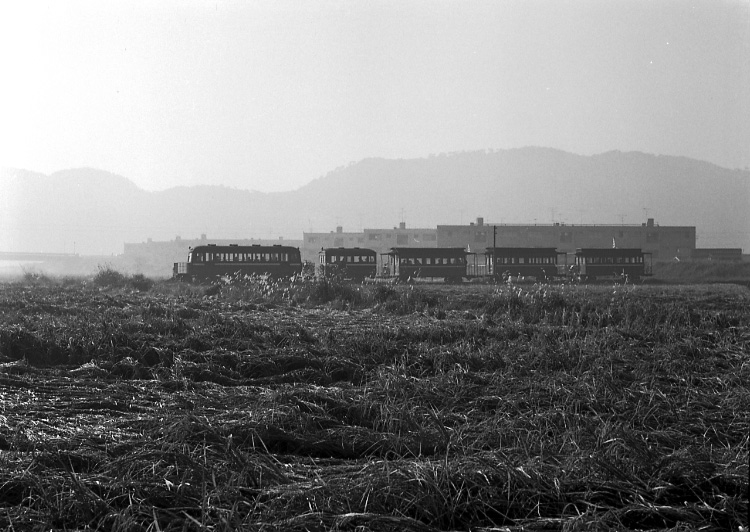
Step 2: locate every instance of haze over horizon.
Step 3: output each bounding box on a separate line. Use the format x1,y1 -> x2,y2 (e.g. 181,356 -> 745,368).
1,0 -> 748,193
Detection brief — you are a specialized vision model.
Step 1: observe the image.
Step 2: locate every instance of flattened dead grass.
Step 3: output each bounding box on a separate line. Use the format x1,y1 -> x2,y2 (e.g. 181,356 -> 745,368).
0,280 -> 747,530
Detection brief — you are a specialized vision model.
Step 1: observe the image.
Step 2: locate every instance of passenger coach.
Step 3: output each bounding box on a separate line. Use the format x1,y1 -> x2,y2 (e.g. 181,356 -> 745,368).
574,248 -> 652,281
318,247 -> 377,281
485,247 -> 562,280
173,244 -> 303,281
384,247 -> 468,283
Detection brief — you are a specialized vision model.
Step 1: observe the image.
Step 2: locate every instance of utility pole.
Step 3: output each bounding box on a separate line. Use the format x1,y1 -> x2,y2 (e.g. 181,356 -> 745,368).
492,225 -> 497,276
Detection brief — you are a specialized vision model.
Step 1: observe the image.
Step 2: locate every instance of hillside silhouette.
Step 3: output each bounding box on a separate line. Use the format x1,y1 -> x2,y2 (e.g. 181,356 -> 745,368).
2,148 -> 747,255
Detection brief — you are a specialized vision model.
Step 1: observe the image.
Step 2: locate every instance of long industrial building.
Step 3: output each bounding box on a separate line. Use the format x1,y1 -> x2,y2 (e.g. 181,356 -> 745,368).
437,218 -> 695,260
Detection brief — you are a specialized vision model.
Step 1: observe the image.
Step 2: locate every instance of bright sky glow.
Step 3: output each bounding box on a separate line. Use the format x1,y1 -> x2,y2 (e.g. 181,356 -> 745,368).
1,0 -> 748,192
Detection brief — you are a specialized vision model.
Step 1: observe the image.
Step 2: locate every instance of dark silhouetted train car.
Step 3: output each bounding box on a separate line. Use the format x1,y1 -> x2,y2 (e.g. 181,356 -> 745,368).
574,248 -> 652,281
385,247 -> 467,282
485,247 -> 561,280
173,244 -> 302,281
318,247 -> 377,280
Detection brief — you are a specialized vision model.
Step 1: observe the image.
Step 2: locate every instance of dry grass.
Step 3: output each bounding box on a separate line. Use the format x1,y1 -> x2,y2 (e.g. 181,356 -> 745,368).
0,276 -> 747,531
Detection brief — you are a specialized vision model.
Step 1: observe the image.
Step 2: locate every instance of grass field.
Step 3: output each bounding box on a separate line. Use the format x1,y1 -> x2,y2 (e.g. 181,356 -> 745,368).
0,272 -> 747,531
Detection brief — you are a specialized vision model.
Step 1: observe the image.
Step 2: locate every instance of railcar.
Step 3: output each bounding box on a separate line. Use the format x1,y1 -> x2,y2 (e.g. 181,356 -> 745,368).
485,247 -> 562,281
318,247 -> 378,281
574,248 -> 652,281
173,244 -> 303,281
384,247 -> 468,283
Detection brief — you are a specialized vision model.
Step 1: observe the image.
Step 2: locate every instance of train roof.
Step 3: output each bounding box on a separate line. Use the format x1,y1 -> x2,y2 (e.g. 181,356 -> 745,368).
191,244 -> 300,252
320,247 -> 377,255
485,247 -> 559,255
575,248 -> 646,256
386,247 -> 467,257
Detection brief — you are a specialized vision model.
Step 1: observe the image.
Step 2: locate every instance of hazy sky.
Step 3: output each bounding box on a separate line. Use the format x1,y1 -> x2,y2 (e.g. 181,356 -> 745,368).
1,0 -> 748,192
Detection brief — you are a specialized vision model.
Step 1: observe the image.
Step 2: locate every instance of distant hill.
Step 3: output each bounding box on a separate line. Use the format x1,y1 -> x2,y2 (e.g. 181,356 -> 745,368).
2,148 -> 748,255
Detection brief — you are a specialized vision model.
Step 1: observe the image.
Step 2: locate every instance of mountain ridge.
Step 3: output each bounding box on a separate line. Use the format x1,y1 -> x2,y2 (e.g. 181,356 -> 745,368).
1,148 -> 748,255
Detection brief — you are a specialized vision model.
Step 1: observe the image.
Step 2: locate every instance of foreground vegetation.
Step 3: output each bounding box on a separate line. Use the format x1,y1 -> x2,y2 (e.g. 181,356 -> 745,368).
0,272 -> 747,531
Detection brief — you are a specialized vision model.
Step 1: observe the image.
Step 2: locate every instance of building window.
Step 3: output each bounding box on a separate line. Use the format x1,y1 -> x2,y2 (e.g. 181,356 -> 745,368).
397,234 -> 409,245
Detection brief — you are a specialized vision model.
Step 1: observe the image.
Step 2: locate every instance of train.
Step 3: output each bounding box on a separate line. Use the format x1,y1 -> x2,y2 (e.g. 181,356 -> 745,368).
174,244 -> 652,283
317,247 -> 378,281
172,244 -> 303,282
